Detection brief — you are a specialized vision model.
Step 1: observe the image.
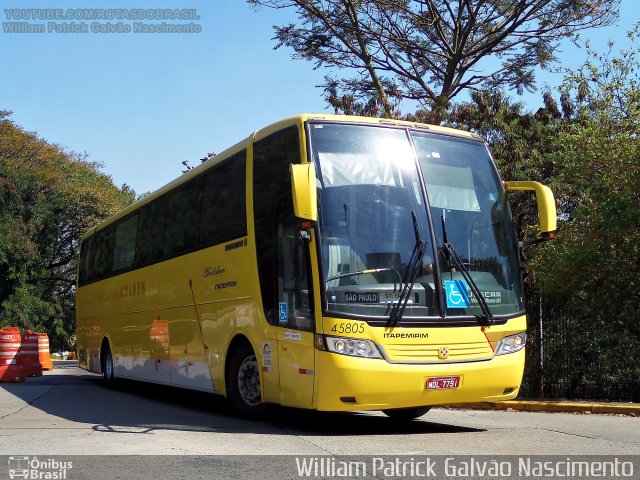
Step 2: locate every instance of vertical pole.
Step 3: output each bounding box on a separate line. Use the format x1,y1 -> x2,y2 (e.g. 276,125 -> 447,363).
538,294 -> 544,398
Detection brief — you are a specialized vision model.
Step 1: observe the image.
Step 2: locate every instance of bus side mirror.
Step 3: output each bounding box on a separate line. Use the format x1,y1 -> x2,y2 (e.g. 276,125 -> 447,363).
290,163 -> 318,223
505,180 -> 557,241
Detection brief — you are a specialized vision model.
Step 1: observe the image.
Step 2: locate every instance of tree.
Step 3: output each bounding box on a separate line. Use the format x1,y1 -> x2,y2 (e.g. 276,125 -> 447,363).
249,0 -> 619,122
529,26 -> 640,399
0,111 -> 135,347
535,27 -> 640,298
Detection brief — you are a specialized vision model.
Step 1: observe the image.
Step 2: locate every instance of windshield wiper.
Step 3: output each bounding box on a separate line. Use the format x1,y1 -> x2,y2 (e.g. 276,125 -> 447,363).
440,216 -> 493,326
389,212 -> 427,327
325,268 -> 402,286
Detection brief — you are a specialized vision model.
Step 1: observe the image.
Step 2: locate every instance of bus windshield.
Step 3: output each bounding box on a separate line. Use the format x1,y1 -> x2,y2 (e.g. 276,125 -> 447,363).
308,122 -> 524,321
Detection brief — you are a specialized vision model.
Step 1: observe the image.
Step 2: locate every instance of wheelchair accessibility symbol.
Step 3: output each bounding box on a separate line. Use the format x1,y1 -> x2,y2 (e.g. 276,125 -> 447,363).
445,280 -> 470,308
278,302 -> 288,324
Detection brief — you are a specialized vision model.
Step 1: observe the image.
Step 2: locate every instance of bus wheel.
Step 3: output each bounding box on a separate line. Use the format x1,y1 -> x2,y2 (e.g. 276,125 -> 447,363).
382,406 -> 431,421
101,342 -> 116,388
228,344 -> 264,418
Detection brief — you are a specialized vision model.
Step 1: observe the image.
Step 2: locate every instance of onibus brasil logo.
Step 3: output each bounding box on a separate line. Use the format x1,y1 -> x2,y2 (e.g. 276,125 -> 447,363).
8,457 -> 72,479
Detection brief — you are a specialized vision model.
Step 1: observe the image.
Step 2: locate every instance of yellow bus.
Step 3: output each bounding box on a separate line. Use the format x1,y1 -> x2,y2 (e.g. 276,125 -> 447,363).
76,114 -> 556,420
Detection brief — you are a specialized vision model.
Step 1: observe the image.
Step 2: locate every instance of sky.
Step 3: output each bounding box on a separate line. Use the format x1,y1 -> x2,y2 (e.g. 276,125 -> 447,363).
2,0 -> 639,196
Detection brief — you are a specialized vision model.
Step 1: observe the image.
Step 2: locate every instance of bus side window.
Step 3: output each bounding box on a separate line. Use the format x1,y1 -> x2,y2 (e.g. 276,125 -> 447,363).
88,226 -> 114,281
78,237 -> 91,285
134,199 -> 166,267
276,198 -> 313,332
113,213 -> 138,272
201,153 -> 247,246
163,179 -> 203,257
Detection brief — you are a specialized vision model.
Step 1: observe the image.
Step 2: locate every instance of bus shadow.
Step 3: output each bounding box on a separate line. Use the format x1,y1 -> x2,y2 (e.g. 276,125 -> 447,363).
108,377 -> 484,436
2,370 -> 484,437
262,408 -> 483,436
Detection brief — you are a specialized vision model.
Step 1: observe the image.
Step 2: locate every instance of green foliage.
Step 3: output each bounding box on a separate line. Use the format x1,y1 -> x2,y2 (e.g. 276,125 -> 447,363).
530,29 -> 640,394
0,111 -> 135,349
535,27 -> 640,298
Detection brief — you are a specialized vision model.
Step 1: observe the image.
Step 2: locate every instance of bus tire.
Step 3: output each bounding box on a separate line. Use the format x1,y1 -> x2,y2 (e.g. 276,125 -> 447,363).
227,343 -> 264,418
382,406 -> 431,421
101,342 -> 116,388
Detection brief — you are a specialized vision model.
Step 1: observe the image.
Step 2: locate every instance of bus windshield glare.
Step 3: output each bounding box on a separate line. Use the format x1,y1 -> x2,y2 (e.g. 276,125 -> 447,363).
308,122 -> 524,321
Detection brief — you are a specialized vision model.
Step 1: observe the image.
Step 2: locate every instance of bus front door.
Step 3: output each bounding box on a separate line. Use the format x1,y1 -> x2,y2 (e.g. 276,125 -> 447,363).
274,205 -> 315,408
276,327 -> 315,408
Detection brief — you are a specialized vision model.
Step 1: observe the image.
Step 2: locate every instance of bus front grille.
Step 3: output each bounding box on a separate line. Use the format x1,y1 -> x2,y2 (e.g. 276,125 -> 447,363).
380,341 -> 494,363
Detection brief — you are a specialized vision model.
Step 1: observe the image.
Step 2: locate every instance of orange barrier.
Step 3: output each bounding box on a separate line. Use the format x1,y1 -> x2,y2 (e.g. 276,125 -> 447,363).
20,330 -> 43,377
0,327 -> 24,383
37,332 -> 54,371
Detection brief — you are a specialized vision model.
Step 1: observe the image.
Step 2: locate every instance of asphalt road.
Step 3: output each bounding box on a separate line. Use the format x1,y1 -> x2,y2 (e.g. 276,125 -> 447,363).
0,368 -> 638,456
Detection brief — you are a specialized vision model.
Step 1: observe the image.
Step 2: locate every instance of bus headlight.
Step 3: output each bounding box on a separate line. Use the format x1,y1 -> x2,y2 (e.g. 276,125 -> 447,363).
495,332 -> 527,355
323,336 -> 382,359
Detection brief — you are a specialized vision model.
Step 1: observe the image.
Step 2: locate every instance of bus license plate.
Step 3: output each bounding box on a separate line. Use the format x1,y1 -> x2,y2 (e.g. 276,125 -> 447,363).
426,376 -> 460,390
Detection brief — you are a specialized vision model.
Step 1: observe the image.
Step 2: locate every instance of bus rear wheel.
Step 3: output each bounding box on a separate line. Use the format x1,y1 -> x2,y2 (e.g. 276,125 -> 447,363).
228,343 -> 264,418
101,342 -> 116,388
382,406 -> 431,421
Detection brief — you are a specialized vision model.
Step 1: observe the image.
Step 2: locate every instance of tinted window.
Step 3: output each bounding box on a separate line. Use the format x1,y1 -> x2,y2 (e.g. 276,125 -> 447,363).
134,199 -> 166,267
163,179 -> 203,257
276,197 -> 313,331
79,150 -> 248,285
78,237 -> 92,285
88,226 -> 114,281
253,127 -> 300,322
201,153 -> 247,245
113,214 -> 138,271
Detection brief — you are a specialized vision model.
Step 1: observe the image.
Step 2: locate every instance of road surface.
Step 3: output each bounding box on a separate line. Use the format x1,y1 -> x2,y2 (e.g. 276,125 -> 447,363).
1,368 -> 637,456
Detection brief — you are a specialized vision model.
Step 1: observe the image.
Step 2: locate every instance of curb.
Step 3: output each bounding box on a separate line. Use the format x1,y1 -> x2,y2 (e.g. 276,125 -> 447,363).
51,360 -> 79,368
442,401 -> 640,416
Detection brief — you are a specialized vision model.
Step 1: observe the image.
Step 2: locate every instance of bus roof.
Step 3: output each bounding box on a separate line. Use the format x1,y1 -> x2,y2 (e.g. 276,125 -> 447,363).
81,114 -> 478,241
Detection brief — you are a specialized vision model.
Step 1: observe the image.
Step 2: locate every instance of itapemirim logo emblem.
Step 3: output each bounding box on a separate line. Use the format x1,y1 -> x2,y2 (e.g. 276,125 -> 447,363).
8,456 -> 73,479
438,346 -> 449,360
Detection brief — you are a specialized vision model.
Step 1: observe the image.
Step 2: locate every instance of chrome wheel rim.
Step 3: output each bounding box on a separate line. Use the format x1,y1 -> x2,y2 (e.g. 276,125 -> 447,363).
237,355 -> 261,406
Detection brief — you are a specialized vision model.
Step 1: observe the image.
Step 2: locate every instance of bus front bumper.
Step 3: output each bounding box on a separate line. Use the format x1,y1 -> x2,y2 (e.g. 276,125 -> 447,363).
314,349 -> 525,411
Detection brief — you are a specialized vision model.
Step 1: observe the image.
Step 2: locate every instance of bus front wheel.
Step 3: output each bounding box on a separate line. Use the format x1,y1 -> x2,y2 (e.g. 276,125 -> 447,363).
382,406 -> 431,421
228,343 -> 264,418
